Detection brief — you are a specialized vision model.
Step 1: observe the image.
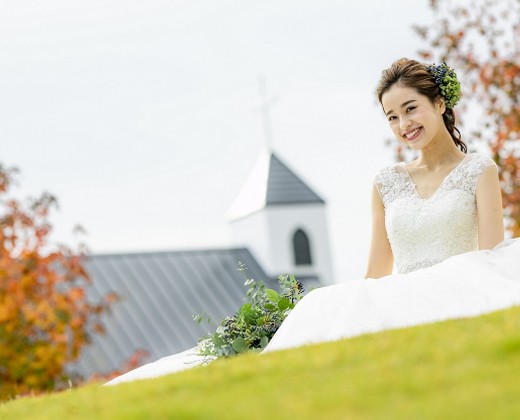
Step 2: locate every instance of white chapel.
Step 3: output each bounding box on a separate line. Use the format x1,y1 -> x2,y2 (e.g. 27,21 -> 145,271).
228,149 -> 335,288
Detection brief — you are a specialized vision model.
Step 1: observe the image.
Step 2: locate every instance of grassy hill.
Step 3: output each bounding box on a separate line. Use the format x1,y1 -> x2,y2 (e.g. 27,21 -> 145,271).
2,306 -> 520,419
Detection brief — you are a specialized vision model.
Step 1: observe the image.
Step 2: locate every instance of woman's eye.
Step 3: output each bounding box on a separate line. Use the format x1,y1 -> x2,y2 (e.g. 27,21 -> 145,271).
406,106 -> 416,112
388,116 -> 396,122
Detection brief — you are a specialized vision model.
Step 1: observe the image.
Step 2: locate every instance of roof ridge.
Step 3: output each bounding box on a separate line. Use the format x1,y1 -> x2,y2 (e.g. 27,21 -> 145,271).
88,247 -> 251,259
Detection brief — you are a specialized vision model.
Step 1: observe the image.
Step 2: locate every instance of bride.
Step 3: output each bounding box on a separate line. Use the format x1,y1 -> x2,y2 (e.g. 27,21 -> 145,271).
106,58 -> 520,386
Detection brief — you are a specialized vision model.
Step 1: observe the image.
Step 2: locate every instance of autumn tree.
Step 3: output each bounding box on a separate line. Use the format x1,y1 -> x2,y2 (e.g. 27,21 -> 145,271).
412,0 -> 520,236
0,164 -> 117,400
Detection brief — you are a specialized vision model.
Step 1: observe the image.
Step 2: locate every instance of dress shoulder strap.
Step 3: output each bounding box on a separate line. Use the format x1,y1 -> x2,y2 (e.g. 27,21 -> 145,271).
374,163 -> 414,207
444,153 -> 496,195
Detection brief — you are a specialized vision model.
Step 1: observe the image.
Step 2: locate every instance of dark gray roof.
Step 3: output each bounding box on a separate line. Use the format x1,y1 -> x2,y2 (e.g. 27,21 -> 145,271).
73,248 -> 277,378
266,153 -> 325,205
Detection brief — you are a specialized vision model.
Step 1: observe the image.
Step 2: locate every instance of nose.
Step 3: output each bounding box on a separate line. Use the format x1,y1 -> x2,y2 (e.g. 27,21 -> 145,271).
400,116 -> 411,131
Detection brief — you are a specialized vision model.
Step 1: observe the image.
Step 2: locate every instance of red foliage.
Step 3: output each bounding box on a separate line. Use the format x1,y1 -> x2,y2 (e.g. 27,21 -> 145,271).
413,0 -> 520,236
0,164 -> 117,401
87,349 -> 150,384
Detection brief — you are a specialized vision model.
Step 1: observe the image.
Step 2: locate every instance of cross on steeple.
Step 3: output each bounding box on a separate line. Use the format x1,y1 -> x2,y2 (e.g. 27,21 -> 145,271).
255,74 -> 278,151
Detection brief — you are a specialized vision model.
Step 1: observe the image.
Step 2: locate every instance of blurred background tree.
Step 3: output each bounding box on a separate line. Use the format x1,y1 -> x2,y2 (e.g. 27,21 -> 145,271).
0,164 -> 117,401
411,0 -> 520,236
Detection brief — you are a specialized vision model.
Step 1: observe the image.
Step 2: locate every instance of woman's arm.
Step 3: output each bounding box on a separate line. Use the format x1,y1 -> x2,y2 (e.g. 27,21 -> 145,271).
476,164 -> 504,249
365,183 -> 394,279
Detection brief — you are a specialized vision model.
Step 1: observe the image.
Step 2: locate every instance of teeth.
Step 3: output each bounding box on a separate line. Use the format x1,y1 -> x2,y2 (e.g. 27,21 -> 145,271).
405,128 -> 420,138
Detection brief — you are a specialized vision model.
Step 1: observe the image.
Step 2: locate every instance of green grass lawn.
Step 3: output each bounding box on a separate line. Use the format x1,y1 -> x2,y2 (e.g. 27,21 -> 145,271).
2,306 -> 520,419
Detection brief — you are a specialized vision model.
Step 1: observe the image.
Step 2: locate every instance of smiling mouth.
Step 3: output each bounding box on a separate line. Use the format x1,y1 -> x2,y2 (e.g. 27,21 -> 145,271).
403,127 -> 422,141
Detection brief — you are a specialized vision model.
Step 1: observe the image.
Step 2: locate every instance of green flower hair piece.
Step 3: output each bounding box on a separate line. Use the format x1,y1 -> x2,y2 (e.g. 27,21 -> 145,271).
427,62 -> 461,109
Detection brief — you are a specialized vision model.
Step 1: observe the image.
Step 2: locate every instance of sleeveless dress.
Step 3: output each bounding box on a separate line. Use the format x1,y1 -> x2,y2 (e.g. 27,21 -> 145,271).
106,153 -> 520,385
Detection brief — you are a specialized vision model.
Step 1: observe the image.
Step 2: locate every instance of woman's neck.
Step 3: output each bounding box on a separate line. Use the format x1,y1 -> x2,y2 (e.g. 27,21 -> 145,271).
417,131 -> 465,169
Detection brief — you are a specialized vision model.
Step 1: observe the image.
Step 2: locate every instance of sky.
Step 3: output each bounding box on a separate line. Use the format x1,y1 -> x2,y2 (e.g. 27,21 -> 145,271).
0,0 -> 435,282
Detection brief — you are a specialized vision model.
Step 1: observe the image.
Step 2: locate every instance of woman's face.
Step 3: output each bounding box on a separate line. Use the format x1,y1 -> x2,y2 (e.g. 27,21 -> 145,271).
381,84 -> 445,150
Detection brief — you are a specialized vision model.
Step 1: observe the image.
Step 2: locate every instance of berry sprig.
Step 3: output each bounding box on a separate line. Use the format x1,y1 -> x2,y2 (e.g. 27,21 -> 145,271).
427,62 -> 461,109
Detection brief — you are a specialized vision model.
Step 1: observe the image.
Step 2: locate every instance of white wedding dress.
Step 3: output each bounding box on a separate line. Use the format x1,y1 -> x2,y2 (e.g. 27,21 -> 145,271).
106,153 -> 520,386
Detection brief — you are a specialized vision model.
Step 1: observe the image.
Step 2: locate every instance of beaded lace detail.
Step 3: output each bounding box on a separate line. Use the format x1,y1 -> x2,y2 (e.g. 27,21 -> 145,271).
375,153 -> 496,274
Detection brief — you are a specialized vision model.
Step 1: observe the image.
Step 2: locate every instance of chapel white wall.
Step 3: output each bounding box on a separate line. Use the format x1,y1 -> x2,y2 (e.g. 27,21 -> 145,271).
228,203 -> 335,285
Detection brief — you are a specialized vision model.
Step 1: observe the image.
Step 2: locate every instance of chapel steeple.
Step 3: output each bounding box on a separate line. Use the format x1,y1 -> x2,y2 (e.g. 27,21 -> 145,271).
227,150 -> 335,287
227,150 -> 325,221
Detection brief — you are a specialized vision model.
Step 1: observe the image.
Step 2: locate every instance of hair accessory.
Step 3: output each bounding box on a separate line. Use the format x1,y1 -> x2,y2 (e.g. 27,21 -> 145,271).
427,62 -> 461,109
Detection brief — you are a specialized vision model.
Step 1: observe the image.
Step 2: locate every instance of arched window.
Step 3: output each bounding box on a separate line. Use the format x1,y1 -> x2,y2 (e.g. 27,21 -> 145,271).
293,229 -> 312,266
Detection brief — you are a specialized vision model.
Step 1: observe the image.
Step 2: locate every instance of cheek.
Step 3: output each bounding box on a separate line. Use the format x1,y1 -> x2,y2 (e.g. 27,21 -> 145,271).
389,122 -> 401,136
415,108 -> 432,123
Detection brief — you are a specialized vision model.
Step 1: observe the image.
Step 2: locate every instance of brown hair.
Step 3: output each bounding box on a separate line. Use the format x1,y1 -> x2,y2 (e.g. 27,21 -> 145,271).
376,58 -> 466,153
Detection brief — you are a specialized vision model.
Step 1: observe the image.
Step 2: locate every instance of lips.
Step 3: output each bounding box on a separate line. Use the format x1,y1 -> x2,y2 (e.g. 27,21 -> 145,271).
403,127 -> 422,141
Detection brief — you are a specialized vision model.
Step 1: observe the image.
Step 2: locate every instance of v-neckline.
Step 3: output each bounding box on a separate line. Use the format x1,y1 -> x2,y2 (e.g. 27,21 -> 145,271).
401,154 -> 472,200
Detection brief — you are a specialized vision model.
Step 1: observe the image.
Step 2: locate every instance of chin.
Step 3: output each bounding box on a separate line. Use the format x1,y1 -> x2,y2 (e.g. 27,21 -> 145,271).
399,140 -> 422,151
405,137 -> 432,150
407,142 -> 424,150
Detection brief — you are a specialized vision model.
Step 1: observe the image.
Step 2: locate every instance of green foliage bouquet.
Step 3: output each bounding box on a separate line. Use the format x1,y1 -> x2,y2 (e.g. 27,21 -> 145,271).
194,262 -> 305,358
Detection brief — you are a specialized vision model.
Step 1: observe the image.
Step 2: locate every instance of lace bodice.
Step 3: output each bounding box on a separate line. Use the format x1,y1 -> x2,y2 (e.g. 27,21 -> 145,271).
375,153 -> 496,274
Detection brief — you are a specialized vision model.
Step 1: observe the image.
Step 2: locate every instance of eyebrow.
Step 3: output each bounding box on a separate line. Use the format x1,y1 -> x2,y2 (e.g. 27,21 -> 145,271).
385,100 -> 417,116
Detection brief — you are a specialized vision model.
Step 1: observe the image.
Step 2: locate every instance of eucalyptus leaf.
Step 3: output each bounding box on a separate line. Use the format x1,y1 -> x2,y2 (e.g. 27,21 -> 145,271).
193,314 -> 203,325
260,336 -> 269,348
265,288 -> 280,303
213,332 -> 225,347
232,337 -> 248,353
278,297 -> 290,310
240,303 -> 260,324
222,346 -> 235,356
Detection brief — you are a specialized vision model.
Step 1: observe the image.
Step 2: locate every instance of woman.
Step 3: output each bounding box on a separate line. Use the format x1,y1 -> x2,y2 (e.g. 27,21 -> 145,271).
106,59 -> 520,385
367,59 -> 504,278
